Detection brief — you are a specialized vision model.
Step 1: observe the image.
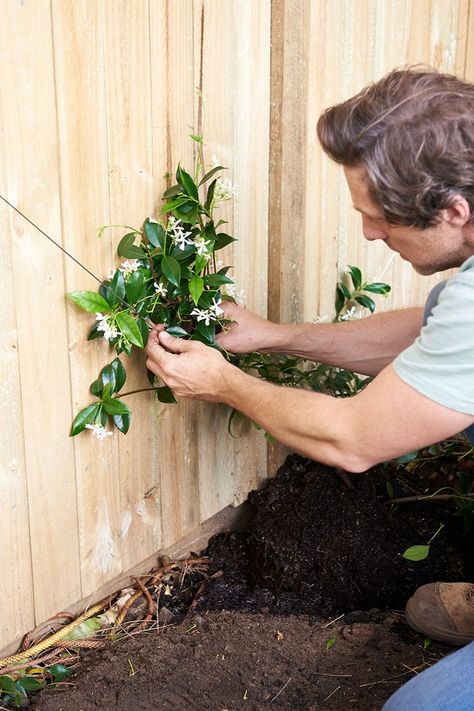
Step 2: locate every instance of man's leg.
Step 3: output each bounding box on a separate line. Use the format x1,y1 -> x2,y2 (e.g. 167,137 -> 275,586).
382,641 -> 474,711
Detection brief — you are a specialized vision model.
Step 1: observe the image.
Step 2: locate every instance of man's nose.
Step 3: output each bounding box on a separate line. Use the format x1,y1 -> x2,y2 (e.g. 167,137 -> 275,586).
362,216 -> 387,241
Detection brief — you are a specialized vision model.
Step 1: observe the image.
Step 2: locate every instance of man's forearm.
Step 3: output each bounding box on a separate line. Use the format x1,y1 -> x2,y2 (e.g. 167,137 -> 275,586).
261,308 -> 423,376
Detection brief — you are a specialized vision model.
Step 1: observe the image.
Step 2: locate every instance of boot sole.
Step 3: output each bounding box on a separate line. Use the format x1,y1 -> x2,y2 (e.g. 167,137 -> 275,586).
406,600 -> 474,647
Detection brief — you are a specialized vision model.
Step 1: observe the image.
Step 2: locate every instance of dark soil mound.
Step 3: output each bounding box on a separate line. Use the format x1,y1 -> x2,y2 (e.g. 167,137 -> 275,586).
202,455 -> 474,616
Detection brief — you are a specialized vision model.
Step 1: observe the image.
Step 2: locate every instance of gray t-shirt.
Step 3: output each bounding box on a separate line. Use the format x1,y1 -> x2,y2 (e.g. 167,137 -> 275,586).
393,256 -> 474,424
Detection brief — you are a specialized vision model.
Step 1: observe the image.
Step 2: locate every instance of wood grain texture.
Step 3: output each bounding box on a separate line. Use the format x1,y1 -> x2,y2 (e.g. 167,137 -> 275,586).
0,0 -> 82,625
1,0 -> 473,656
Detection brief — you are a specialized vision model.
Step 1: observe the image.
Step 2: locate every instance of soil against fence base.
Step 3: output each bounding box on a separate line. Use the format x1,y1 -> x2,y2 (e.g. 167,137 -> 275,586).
35,454 -> 473,711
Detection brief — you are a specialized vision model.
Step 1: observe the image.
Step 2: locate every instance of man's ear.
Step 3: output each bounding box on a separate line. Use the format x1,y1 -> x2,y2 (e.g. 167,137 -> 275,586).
440,197 -> 471,227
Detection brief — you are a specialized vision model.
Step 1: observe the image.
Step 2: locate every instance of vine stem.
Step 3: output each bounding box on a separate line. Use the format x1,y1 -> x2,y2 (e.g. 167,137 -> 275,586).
119,387 -> 160,398
387,493 -> 474,504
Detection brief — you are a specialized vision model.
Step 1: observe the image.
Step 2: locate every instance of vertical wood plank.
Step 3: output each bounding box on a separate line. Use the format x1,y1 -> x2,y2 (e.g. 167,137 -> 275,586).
52,0 -> 123,597
0,0 -> 81,622
102,0 -> 161,573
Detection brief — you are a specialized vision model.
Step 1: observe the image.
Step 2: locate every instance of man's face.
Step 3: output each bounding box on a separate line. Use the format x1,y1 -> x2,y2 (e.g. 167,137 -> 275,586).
344,165 -> 472,275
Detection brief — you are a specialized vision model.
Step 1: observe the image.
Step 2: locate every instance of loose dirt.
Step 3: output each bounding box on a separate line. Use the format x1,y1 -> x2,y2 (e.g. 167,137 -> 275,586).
34,453 -> 474,711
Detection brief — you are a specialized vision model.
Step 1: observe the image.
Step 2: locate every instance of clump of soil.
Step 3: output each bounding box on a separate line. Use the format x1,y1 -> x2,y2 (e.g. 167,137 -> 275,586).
202,455 -> 473,616
33,453 -> 473,711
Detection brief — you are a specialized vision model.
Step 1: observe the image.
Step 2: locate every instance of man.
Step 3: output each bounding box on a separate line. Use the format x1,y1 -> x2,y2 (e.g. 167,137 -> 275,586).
146,68 -> 474,709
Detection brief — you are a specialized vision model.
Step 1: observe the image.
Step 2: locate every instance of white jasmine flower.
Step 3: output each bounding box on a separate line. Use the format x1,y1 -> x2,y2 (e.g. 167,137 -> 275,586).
168,217 -> 193,250
148,217 -> 159,224
209,296 -> 224,317
95,313 -> 119,341
191,308 -> 216,326
194,235 -> 212,257
340,306 -> 359,321
119,259 -> 141,277
214,176 -> 237,202
154,281 -> 168,298
85,423 -> 113,440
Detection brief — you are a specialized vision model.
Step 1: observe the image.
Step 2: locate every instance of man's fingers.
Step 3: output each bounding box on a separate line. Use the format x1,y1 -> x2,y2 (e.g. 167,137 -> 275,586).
158,331 -> 195,354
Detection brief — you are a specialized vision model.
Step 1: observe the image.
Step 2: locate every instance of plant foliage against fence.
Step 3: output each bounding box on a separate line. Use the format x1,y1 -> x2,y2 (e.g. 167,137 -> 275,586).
1,0 -> 472,656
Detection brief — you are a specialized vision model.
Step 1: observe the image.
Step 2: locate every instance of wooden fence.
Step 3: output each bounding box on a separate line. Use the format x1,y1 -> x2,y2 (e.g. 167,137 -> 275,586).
1,0 -> 472,655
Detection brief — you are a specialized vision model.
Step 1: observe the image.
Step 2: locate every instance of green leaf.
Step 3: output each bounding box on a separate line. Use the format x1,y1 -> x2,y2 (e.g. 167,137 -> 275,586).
402,544 -> 430,561
363,282 -> 391,295
174,201 -> 198,226
162,184 -> 182,199
112,412 -> 131,434
110,357 -> 126,391
214,232 -> 237,250
104,270 -> 126,308
137,317 -> 149,347
396,450 -> 419,464
325,636 -> 337,651
48,665 -> 71,682
156,386 -> 177,404
125,270 -> 146,304
161,255 -> 181,287
0,676 -> 18,694
196,320 -> 216,345
18,677 -> 43,692
355,294 -> 376,313
116,312 -> 144,347
189,274 -> 204,305
70,404 -> 100,436
90,378 -> 103,397
204,179 -> 217,211
144,219 -> 166,249
64,617 -> 102,640
99,364 -> 116,391
68,291 -> 111,313
204,273 -> 234,288
335,286 -> 346,314
199,165 -> 226,186
178,165 -> 199,201
101,398 -> 130,416
166,325 -> 188,337
160,196 -> 191,214
117,233 -> 146,259
348,265 -> 362,289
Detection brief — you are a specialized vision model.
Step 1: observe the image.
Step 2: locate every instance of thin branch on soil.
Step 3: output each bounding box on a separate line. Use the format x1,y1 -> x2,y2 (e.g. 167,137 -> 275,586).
387,493 -> 474,505
315,673 -> 353,678
270,677 -> 292,702
323,685 -> 341,703
321,613 -> 345,628
360,664 -> 427,688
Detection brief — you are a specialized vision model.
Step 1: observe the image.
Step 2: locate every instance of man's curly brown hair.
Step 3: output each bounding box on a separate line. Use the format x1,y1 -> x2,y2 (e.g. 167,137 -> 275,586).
317,67 -> 474,228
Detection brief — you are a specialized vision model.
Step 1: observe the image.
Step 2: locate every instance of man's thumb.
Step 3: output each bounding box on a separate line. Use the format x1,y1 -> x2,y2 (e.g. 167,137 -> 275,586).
158,331 -> 192,354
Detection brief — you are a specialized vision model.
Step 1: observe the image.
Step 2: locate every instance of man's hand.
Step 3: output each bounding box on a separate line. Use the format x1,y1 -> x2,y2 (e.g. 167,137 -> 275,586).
146,327 -> 235,401
216,301 -> 284,354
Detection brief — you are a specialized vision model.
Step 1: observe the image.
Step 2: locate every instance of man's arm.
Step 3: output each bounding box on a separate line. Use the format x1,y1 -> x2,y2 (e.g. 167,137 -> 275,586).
146,330 -> 474,473
217,302 -> 424,376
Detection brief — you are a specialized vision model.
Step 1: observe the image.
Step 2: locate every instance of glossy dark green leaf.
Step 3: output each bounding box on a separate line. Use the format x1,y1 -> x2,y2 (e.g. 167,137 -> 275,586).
68,291 -> 111,313
125,270 -> 146,304
100,364 -> 116,391
116,312 -> 144,347
156,385 -> 177,404
196,320 -> 216,345
204,273 -> 234,287
355,294 -> 376,313
90,378 -> 103,397
178,165 -> 199,201
144,219 -> 166,249
198,165 -> 225,186
348,265 -> 362,289
166,325 -> 188,337
161,254 -> 181,287
105,270 -> 126,308
101,398 -> 130,416
137,317 -> 149,347
110,357 -> 126,391
162,184 -> 182,199
112,412 -> 131,434
189,274 -> 204,305
117,233 -> 147,259
174,202 -> 198,226
48,665 -> 71,682
363,282 -> 391,295
214,232 -> 237,250
70,404 -> 100,436
18,677 -> 43,692
204,178 -> 217,211
335,286 -> 346,315
160,196 -> 191,214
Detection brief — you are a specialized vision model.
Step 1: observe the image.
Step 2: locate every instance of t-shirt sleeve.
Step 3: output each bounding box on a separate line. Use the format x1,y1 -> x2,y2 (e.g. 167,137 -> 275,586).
393,267 -> 474,416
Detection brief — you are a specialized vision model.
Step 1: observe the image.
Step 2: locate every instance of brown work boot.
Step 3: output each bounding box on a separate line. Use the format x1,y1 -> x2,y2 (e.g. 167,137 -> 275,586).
405,582 -> 474,646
